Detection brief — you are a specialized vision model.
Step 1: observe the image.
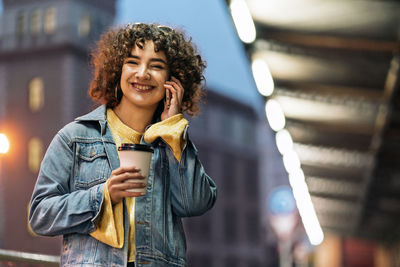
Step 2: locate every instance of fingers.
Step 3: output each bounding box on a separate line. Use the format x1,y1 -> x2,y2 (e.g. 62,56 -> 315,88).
111,166 -> 140,176
108,167 -> 148,204
165,76 -> 184,103
164,87 -> 171,110
164,84 -> 180,107
111,180 -> 147,191
171,76 -> 184,100
110,167 -> 144,182
111,172 -> 145,186
165,78 -> 184,111
109,185 -> 147,204
109,167 -> 145,190
161,77 -> 185,120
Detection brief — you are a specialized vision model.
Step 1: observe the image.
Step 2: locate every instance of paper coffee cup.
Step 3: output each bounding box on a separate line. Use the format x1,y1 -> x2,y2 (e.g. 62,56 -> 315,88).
118,143 -> 154,194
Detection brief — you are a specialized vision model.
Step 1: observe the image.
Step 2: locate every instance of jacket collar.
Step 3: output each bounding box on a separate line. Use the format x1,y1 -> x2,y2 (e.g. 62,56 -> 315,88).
75,105 -> 107,122
75,105 -> 112,140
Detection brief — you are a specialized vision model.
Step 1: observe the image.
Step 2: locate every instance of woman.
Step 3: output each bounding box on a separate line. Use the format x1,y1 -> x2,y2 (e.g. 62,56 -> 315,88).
29,23 -> 217,267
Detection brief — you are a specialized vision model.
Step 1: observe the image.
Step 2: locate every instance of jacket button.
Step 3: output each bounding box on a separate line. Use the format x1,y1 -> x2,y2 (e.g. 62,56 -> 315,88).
90,148 -> 95,157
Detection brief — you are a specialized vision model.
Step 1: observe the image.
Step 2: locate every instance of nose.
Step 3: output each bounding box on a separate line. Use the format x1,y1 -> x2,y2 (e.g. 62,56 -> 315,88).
136,65 -> 150,80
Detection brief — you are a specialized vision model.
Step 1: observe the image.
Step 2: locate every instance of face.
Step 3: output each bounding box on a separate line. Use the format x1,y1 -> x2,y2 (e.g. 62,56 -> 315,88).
119,41 -> 169,112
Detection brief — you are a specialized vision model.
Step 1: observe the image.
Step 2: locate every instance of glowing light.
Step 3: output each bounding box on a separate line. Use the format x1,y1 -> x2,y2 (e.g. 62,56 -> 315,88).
265,99 -> 285,131
283,150 -> 301,174
230,0 -> 256,43
276,129 -> 293,155
289,170 -> 324,245
252,58 -> 274,96
0,133 -> 10,154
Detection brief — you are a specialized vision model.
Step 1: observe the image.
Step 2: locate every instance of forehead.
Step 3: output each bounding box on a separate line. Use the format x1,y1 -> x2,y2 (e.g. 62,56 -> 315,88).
130,40 -> 167,60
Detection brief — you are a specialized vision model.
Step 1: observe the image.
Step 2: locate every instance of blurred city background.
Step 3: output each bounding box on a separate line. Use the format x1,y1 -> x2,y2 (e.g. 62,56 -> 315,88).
0,0 -> 400,266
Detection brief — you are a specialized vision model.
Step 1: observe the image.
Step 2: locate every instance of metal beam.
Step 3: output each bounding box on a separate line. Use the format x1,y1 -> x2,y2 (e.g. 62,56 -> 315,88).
0,249 -> 59,265
256,27 -> 400,53
356,54 -> 400,233
275,81 -> 382,101
286,121 -> 371,151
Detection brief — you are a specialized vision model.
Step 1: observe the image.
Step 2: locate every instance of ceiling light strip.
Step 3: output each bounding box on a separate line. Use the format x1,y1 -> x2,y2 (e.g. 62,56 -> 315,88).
229,0 -> 256,43
274,128 -> 324,245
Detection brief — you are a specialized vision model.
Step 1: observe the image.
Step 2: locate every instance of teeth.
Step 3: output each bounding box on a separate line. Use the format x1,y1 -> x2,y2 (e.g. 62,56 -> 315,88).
134,83 -> 152,90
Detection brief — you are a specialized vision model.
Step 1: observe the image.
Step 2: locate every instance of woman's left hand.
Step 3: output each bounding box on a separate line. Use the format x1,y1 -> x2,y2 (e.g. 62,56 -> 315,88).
161,76 -> 184,121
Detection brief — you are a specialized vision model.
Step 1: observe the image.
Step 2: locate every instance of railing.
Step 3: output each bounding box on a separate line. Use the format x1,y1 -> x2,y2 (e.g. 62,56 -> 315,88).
0,248 -> 59,266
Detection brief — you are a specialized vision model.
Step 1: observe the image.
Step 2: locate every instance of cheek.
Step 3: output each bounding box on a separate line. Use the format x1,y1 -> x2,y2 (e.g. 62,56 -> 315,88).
120,66 -> 129,80
160,70 -> 169,82
160,75 -> 168,84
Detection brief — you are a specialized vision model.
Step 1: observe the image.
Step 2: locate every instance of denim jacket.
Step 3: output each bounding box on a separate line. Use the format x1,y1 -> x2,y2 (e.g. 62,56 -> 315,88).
29,105 -> 217,267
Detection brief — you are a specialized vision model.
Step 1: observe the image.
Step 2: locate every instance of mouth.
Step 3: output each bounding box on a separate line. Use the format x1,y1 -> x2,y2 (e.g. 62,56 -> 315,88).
131,83 -> 155,92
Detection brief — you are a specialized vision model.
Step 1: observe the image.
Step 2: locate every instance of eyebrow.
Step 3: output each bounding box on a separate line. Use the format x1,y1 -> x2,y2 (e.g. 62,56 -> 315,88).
127,55 -> 167,65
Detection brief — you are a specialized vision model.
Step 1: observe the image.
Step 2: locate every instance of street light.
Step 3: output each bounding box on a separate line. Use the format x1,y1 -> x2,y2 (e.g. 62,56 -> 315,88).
0,133 -> 10,155
0,133 -> 9,247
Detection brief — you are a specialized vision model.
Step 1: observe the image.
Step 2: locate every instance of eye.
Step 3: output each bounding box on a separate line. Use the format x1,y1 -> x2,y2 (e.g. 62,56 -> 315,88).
152,65 -> 164,69
126,60 -> 138,65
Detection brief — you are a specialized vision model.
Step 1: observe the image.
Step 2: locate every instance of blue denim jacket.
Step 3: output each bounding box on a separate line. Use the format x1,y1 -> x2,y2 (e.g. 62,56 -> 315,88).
29,105 -> 217,267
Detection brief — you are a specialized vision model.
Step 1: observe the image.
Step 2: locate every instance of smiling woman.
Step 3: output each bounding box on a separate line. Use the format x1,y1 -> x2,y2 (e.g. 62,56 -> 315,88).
29,23 -> 216,267
116,41 -> 169,127
89,23 -> 206,118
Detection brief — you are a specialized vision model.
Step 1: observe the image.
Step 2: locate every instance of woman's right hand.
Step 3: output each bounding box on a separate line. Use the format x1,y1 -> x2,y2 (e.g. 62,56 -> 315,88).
107,166 -> 147,205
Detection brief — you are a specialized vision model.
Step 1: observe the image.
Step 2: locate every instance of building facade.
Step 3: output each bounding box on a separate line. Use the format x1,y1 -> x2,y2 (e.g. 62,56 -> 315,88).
0,0 -> 115,255
185,91 -> 280,267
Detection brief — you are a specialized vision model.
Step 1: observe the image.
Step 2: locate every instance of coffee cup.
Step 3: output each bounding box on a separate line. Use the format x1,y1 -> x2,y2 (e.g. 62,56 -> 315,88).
118,143 -> 154,194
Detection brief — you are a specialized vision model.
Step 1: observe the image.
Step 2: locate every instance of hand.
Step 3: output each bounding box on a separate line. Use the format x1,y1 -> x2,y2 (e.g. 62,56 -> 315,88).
161,76 -> 184,121
107,166 -> 147,205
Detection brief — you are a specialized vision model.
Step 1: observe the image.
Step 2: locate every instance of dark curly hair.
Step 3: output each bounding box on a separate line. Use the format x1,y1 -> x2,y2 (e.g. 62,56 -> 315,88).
88,23 -> 206,117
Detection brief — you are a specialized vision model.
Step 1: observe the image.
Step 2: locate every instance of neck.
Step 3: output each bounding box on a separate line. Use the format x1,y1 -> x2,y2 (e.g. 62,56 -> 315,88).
113,99 -> 157,134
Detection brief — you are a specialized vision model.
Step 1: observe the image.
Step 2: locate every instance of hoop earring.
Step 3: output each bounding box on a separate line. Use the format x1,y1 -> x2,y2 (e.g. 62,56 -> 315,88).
115,85 -> 119,99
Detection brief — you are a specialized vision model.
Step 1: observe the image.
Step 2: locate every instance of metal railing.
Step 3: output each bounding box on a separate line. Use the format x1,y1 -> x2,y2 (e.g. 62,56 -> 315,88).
0,248 -> 59,266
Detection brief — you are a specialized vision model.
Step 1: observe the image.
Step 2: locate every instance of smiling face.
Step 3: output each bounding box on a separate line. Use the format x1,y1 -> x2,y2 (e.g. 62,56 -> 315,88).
119,41 -> 169,113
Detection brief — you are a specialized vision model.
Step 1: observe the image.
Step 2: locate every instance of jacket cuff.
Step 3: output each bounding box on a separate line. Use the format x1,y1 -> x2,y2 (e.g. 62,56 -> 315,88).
144,114 -> 188,162
90,180 -> 124,248
90,182 -> 106,228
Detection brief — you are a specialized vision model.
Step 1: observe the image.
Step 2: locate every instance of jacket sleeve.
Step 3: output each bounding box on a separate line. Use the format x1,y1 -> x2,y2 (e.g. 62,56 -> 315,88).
167,129 -> 217,217
89,179 -> 124,248
29,131 -> 104,236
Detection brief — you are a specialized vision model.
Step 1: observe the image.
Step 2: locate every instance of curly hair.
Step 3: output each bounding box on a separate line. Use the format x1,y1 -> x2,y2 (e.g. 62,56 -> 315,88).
88,23 -> 206,117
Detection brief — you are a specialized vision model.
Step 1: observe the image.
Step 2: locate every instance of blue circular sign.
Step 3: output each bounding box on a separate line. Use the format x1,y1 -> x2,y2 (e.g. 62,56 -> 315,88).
268,186 -> 296,214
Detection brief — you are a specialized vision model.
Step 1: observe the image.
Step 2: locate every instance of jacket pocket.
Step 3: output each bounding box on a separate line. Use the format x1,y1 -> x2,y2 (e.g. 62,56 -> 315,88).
74,141 -> 109,189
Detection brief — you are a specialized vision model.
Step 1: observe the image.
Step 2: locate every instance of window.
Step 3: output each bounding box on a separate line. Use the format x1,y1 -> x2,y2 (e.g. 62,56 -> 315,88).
16,12 -> 26,36
185,214 -> 212,242
242,117 -> 255,145
224,207 -> 237,244
44,7 -> 56,34
246,210 -> 260,244
30,9 -> 41,36
78,13 -> 90,37
219,109 -> 233,140
222,155 -> 236,198
188,254 -> 213,267
245,158 -> 259,200
29,77 -> 44,112
224,257 -> 239,267
247,259 -> 261,267
28,138 -> 43,173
